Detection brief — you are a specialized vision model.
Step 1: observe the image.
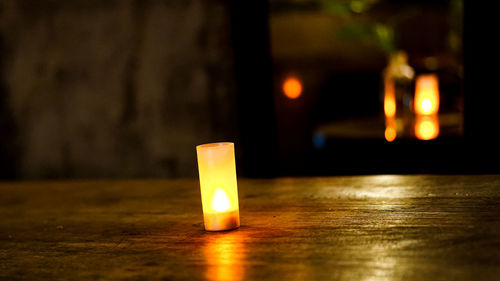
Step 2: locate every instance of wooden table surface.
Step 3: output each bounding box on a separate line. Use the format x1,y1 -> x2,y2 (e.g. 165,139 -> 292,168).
1,175 -> 500,280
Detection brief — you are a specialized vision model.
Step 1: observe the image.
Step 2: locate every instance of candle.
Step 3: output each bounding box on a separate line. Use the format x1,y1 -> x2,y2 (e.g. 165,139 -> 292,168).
414,74 -> 439,115
196,142 -> 240,231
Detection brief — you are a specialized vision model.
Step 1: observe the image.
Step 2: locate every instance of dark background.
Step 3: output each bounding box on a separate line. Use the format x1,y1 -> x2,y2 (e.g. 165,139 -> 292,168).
0,0 -> 498,180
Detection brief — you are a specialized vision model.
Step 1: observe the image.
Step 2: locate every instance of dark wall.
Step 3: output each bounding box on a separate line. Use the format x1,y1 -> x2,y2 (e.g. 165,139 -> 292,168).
0,0 -> 239,179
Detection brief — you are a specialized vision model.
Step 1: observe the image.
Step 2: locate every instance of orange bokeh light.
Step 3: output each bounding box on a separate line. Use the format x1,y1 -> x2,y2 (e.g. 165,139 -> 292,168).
385,127 -> 396,142
414,74 -> 439,115
384,78 -> 396,118
415,115 -> 439,140
283,77 -> 302,99
385,118 -> 397,142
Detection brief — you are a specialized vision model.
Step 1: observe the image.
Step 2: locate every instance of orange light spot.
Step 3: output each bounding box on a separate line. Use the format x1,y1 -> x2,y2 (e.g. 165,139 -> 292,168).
385,127 -> 396,142
415,115 -> 439,140
385,118 -> 397,142
414,74 -> 439,115
283,77 -> 302,99
384,78 -> 396,118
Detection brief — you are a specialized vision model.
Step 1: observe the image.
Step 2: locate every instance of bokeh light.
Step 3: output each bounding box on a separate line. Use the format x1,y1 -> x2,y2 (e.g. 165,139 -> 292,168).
283,77 -> 302,99
384,79 -> 396,118
385,118 -> 397,142
385,126 -> 396,142
415,115 -> 439,140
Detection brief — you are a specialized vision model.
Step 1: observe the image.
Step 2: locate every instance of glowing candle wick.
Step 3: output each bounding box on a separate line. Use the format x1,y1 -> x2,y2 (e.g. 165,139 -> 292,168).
211,188 -> 231,212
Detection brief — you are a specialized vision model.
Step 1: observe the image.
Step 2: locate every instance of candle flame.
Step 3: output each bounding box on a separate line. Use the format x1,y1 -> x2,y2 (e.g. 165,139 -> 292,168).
420,98 -> 433,113
211,188 -> 231,212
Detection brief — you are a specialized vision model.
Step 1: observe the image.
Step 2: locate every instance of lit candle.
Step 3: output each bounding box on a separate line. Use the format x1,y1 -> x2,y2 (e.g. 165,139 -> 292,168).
414,74 -> 439,115
196,142 -> 240,231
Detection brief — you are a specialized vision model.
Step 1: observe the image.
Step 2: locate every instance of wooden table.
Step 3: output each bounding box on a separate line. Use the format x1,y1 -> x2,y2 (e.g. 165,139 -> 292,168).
1,175 -> 500,280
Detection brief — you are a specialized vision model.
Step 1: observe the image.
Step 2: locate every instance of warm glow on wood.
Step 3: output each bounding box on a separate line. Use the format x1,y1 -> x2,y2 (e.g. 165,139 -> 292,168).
283,77 -> 302,99
384,78 -> 396,118
414,74 -> 439,115
204,234 -> 245,281
197,142 -> 240,231
415,115 -> 439,140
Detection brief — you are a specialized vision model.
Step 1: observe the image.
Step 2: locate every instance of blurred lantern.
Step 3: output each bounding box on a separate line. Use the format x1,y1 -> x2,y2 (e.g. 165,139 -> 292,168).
414,74 -> 439,115
283,77 -> 302,99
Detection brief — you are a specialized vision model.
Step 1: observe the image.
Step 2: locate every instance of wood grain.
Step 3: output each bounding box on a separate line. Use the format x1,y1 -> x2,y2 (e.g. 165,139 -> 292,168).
1,175 -> 500,280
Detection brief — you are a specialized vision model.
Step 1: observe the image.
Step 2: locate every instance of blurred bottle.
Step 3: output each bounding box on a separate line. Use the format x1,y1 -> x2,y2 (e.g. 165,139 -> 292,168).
383,51 -> 415,140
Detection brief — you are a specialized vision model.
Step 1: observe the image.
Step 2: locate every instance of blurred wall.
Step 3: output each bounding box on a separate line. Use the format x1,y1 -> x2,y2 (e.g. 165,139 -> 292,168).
0,0 -> 238,179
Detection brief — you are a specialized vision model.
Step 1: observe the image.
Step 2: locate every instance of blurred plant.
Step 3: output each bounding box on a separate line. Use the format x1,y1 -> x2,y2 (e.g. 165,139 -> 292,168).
448,0 -> 463,56
323,0 -> 416,56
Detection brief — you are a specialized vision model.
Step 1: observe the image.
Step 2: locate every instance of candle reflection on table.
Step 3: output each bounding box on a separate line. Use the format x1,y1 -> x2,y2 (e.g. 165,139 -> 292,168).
415,115 -> 439,140
203,231 -> 246,281
385,117 -> 397,142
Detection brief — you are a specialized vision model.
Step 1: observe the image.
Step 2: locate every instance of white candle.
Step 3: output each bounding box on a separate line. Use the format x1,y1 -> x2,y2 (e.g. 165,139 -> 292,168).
196,142 -> 240,231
